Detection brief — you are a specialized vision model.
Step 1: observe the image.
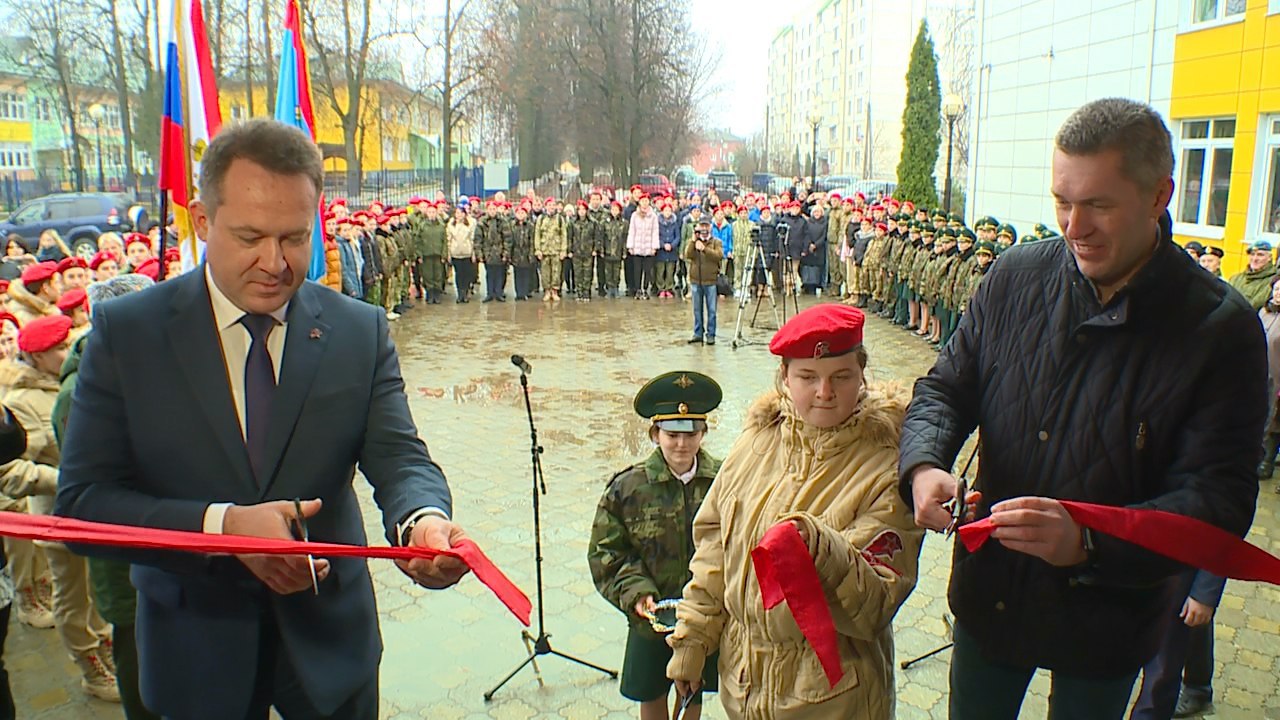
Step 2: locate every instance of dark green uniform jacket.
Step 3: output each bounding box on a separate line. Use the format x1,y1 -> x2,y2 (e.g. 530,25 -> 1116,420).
588,447 -> 721,637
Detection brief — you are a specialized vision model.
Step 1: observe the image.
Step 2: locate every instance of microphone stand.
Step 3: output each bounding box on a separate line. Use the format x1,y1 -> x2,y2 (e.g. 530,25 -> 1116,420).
484,366 -> 617,701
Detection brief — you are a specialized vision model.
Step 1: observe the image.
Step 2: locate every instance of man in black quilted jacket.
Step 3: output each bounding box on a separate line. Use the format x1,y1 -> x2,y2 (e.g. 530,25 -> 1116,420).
898,98 -> 1267,719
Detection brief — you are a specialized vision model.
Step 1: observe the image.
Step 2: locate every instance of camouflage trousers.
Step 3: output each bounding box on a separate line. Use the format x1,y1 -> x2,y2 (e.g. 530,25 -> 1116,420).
421,256 -> 446,292
572,256 -> 594,296
827,244 -> 844,290
846,260 -> 864,296
539,257 -> 563,292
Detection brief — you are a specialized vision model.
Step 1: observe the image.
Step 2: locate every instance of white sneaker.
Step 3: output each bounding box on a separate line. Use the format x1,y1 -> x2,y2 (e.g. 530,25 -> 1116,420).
75,651 -> 121,703
15,587 -> 54,629
386,311 -> 400,320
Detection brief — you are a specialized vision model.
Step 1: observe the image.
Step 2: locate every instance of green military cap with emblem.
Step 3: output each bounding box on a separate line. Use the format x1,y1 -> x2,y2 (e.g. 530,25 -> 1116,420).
975,240 -> 996,256
921,225 -> 936,236
633,371 -> 722,432
947,212 -> 964,226
931,208 -> 947,221
997,223 -> 1017,239
939,227 -> 958,241
1020,234 -> 1039,244
959,227 -> 977,242
1034,222 -> 1058,239
975,216 -> 999,231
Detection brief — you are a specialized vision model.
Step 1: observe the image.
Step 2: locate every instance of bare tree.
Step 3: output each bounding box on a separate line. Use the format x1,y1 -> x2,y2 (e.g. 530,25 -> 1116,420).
409,0 -> 486,196
8,0 -> 96,191
302,0 -> 401,195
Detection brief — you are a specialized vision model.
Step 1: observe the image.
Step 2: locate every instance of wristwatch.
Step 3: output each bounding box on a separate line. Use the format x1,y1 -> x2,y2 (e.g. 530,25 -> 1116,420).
395,507 -> 450,547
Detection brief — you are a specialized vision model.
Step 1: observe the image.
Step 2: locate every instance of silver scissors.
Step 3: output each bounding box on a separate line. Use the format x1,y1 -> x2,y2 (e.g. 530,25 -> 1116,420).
944,477 -> 968,538
290,498 -> 319,594
673,690 -> 695,720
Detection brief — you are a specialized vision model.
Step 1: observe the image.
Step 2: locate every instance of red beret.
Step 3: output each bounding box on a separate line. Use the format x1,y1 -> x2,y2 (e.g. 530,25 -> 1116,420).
630,184 -> 642,192
903,201 -> 916,211
855,192 -> 866,200
57,257 -> 89,273
377,214 -> 391,224
0,280 -> 8,294
125,233 -> 150,248
336,217 -> 352,226
769,304 -> 865,359
89,251 -> 119,270
21,262 -> 58,285
869,204 -> 884,212
638,192 -> 650,200
842,197 -> 855,205
56,287 -> 87,313
0,311 -> 18,330
544,197 -> 557,205
788,201 -> 802,209
829,193 -> 842,201
469,196 -> 480,202
408,196 -> 423,204
329,198 -> 347,207
17,314 -> 73,353
164,247 -> 181,263
875,222 -> 888,232
134,257 -> 160,281
611,200 -> 623,209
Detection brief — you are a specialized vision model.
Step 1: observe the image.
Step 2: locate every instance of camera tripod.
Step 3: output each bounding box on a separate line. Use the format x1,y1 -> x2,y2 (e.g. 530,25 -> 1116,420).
730,238 -> 800,349
484,367 -> 617,701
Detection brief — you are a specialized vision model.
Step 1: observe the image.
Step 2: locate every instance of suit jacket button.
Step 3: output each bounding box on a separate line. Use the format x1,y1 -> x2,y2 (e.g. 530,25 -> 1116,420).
1037,430 -> 1049,442
995,601 -> 1006,611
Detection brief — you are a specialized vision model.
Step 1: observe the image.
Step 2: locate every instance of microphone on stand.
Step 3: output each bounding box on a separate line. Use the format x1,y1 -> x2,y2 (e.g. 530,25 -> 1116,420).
511,354 -> 532,375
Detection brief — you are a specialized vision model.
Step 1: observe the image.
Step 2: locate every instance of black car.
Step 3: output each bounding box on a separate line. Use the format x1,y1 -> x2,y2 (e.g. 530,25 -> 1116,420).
0,193 -> 147,257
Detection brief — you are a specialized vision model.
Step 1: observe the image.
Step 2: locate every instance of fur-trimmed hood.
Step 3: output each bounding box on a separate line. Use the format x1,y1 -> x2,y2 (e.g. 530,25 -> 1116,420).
0,359 -> 60,394
6,281 -> 55,324
744,381 -> 911,448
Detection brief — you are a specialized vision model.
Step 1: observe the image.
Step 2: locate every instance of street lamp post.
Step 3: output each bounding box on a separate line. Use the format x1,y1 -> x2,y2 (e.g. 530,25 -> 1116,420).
807,113 -> 822,190
942,93 -> 963,215
89,103 -> 106,192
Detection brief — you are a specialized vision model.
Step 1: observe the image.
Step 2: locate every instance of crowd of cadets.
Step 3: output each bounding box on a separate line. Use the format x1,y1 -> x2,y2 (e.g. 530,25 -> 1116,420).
316,185 -> 1063,348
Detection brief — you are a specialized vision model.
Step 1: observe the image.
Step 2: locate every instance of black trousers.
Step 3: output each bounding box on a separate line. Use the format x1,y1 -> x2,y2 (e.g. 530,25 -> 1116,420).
451,258 -> 475,299
0,603 -> 12,720
484,262 -> 507,299
512,265 -> 535,299
624,252 -> 637,295
115,623 -> 160,720
241,612 -> 378,720
1131,571 -> 1199,719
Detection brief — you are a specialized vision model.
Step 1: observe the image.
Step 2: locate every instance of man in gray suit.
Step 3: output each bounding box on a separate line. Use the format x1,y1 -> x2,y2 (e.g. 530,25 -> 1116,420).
55,118 -> 468,720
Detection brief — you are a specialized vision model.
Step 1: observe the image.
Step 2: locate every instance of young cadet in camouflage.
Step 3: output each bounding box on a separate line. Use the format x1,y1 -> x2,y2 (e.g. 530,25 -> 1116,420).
910,225 -> 936,335
589,371 -> 723,719
476,201 -> 513,302
375,214 -> 402,320
417,202 -> 449,304
570,203 -> 598,301
863,222 -> 889,314
995,223 -> 1017,254
943,228 -> 977,344
509,205 -> 537,300
601,202 -> 629,298
927,229 -> 959,345
961,239 -> 996,315
893,220 -> 921,326
391,210 -> 415,311
882,216 -> 909,321
826,198 -> 848,294
535,199 -> 568,301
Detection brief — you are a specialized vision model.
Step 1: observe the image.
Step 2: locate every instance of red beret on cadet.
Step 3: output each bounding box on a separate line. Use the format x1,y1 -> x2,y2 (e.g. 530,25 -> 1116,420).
875,222 -> 888,232
89,251 -> 118,270
842,196 -> 855,205
855,192 -> 866,201
56,257 -> 89,273
377,214 -> 391,224
329,198 -> 347,208
408,196 -> 422,204
630,184 -> 642,192
544,197 -> 556,205
469,196 -> 480,203
769,304 -> 866,359
611,200 -> 623,209
134,257 -> 160,281
322,212 -> 336,222
0,311 -> 18,330
0,280 -> 9,295
164,247 -> 181,263
125,233 -> 150,248
56,287 -> 87,314
21,262 -> 58,285
336,217 -> 352,227
789,200 -> 802,209
829,193 -> 842,201
17,314 -> 73,353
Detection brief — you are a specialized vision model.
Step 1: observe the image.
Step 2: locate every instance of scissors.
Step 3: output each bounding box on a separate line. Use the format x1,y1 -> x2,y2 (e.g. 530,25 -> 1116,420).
673,689 -> 695,720
290,498 -> 320,595
943,477 -> 968,538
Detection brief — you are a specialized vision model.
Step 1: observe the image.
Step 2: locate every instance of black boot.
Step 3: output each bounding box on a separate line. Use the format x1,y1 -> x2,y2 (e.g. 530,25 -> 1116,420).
1259,432 -> 1280,479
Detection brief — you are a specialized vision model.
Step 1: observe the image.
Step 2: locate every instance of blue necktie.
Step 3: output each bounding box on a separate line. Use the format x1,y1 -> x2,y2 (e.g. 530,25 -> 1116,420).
241,314 -> 277,482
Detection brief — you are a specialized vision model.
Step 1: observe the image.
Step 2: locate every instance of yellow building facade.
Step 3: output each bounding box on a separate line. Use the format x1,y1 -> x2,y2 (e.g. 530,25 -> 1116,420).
1170,0 -> 1280,277
217,79 -> 467,174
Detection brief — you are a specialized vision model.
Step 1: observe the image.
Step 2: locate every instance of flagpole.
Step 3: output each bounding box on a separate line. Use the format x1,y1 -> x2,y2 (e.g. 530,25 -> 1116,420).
156,192 -> 170,282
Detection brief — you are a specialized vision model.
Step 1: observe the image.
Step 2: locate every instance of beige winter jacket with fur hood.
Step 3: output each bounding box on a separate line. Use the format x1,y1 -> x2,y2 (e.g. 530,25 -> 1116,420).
6,281 -> 58,328
667,383 -> 922,720
0,360 -> 62,515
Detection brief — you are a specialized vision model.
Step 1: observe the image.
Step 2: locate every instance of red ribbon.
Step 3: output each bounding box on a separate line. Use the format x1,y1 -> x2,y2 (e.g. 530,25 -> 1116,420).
958,500 -> 1280,585
0,511 -> 531,625
750,522 -> 844,687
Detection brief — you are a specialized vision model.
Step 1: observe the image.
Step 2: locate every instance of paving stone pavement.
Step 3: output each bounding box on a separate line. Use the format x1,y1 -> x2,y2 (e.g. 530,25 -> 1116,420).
8,291 -> 1280,719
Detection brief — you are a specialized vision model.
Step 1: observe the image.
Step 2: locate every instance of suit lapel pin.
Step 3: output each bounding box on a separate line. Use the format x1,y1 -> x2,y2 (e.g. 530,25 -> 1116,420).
309,328 -> 323,340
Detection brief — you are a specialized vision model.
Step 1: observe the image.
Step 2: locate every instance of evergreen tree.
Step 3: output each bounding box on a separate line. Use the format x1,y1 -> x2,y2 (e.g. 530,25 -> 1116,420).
896,20 -> 941,207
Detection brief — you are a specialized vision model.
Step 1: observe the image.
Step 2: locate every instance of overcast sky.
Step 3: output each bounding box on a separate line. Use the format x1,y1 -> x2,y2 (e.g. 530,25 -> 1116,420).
691,0 -> 782,138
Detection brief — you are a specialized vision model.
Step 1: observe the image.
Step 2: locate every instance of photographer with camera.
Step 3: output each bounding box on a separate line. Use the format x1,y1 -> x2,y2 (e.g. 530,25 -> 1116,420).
683,220 -> 722,345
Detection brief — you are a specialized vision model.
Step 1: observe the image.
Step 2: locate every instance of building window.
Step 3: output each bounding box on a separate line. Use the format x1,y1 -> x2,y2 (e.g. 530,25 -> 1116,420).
1191,0 -> 1246,24
0,92 -> 27,121
1258,118 -> 1280,237
1176,118 -> 1234,229
33,97 -> 54,122
0,142 -> 31,169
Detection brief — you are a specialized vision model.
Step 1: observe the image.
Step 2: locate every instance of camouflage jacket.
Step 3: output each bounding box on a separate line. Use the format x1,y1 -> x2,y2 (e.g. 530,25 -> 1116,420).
588,447 -> 722,635
475,215 -> 512,264
509,219 -> 536,266
601,215 -> 629,260
959,262 -> 991,313
392,226 -> 415,265
897,239 -> 921,278
376,230 -> 401,270
908,241 -> 934,292
929,251 -> 960,307
534,214 -> 568,258
863,235 -> 888,272
948,252 -> 978,308
920,248 -> 948,304
419,218 -> 448,258
885,233 -> 908,278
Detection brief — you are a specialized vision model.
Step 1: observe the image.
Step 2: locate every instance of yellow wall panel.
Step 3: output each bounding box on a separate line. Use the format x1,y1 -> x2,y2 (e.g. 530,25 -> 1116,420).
1175,22 -> 1247,62
0,121 -> 32,143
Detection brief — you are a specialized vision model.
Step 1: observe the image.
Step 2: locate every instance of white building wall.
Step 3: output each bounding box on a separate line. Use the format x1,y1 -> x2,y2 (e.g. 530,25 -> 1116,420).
965,0 -> 1176,232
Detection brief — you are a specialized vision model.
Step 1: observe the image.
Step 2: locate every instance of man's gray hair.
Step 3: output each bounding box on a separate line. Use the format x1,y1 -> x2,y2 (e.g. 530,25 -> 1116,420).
198,118 -> 324,216
1055,98 -> 1173,190
86,274 -> 155,306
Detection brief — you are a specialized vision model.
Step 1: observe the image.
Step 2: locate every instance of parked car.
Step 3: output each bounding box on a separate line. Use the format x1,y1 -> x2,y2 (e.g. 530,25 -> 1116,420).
637,173 -> 674,197
0,192 -> 145,258
849,179 -> 898,202
751,173 -> 776,192
817,175 -> 858,192
673,167 -> 702,193
707,171 -> 740,195
766,176 -> 795,195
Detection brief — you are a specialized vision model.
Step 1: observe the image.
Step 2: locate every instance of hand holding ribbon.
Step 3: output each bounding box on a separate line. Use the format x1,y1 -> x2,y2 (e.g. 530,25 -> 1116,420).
0,511 -> 531,625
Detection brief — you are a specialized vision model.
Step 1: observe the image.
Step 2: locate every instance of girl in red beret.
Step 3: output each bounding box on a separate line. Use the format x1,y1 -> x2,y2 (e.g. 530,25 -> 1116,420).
668,304 -> 922,720
1,314 -> 119,701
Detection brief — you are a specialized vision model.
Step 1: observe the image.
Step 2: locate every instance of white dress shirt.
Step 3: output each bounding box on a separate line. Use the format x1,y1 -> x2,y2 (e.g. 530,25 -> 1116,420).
199,268 -> 448,538
201,267 -> 289,533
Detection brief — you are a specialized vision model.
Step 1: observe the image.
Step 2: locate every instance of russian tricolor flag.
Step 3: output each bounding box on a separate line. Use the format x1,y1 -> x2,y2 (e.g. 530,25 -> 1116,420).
275,0 -> 326,282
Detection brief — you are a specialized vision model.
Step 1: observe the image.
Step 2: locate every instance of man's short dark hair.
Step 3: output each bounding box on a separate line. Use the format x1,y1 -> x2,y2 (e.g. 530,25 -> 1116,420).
198,118 -> 324,216
1055,98 -> 1173,190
